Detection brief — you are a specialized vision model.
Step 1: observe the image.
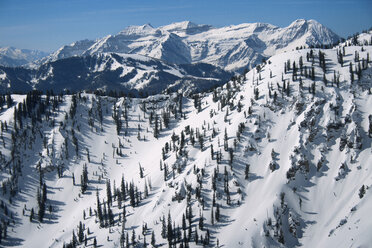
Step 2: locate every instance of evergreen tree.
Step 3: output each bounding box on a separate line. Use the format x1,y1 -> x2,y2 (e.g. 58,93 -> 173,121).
311,66 -> 315,81
129,182 -> 135,207
224,128 -> 228,151
139,164 -> 144,178
198,134 -> 204,150
311,82 -> 316,95
198,213 -> 204,231
5,93 -> 14,109
182,214 -> 186,230
210,144 -> 214,160
215,204 -> 220,222
161,215 -> 167,239
72,230 -> 78,247
151,230 -> 156,247
126,232 -> 129,248
121,175 -> 125,200
359,185 -> 366,199
245,164 -> 250,180
154,114 -> 159,139
108,204 -> 114,226
229,148 -> 234,166
120,228 -> 125,248
349,62 -> 354,82
254,87 -> 259,100
131,229 -> 136,245
167,212 -> 173,244
78,221 -> 84,243
30,208 -> 34,222
81,164 -> 88,193
278,229 -> 285,244
338,50 -> 344,66
93,237 -> 97,248
106,179 -> 112,206
211,207 -> 214,225
96,190 -> 104,227
37,184 -> 47,222
368,115 -> 372,138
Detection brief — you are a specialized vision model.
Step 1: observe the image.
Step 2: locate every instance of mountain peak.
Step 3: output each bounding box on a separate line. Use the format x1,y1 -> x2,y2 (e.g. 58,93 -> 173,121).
282,18 -> 340,46
161,21 -> 213,34
288,19 -> 324,29
178,21 -> 198,29
119,23 -> 155,35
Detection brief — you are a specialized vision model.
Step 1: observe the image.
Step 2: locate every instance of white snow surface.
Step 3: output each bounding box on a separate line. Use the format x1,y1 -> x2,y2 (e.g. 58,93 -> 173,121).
0,43 -> 371,248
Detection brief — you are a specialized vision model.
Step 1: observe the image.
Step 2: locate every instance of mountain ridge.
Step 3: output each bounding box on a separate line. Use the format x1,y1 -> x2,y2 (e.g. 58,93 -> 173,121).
0,52 -> 233,95
39,19 -> 341,71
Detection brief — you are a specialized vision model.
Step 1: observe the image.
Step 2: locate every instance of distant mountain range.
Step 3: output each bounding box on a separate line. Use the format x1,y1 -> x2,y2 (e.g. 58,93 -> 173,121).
0,47 -> 48,67
0,19 -> 341,94
39,19 -> 341,71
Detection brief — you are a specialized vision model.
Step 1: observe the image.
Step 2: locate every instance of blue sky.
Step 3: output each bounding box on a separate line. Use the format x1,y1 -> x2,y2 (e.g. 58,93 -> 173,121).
0,0 -> 371,52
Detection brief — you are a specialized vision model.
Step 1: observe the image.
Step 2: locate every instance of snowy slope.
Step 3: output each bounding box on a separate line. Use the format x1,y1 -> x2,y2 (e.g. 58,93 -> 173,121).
0,38 -> 371,248
41,19 -> 341,72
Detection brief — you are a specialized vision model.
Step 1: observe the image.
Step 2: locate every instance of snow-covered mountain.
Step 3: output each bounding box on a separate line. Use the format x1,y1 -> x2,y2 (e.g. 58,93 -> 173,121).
39,39 -> 96,64
41,19 -> 341,71
0,47 -> 48,67
0,32 -> 370,248
0,53 -> 232,95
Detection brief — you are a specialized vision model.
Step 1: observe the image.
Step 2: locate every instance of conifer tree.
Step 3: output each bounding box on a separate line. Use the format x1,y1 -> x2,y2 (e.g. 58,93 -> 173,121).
167,212 -> 173,244
359,185 -> 366,199
129,182 -> 135,207
154,114 -> 159,139
245,164 -> 250,180
120,228 -> 125,248
81,164 -> 88,193
96,190 -> 104,227
349,62 -> 354,82
215,204 -> 220,222
72,230 -> 77,247
78,221 -> 84,243
161,215 -> 167,239
131,229 -> 136,245
151,230 -> 156,247
199,213 -> 204,231
125,232 -> 129,248
30,208 -> 34,222
121,175 -> 125,200
211,207 -> 214,225
106,180 -> 112,206
229,148 -> 234,166
139,164 -> 144,178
